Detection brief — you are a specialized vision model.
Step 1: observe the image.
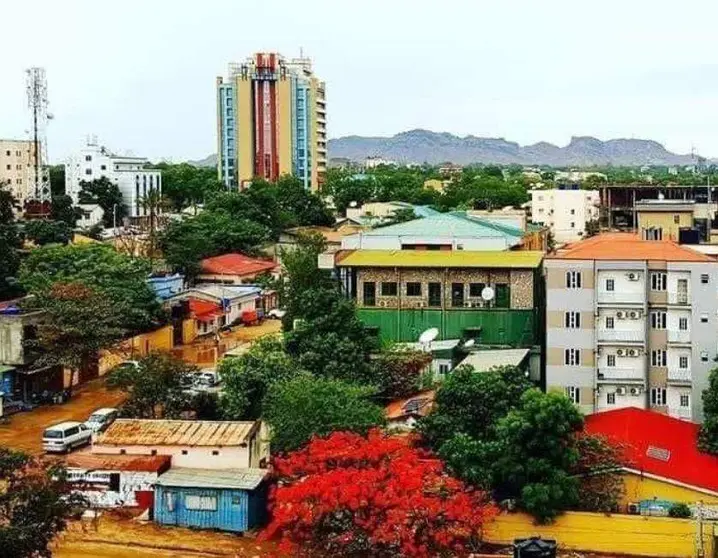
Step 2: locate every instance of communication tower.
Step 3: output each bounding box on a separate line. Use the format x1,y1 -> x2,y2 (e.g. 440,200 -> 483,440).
26,67 -> 52,213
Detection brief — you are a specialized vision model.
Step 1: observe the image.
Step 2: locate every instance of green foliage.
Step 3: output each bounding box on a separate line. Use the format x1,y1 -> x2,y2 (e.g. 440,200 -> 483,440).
151,162 -> 223,210
440,171 -> 528,210
263,375 -> 385,453
372,349 -> 432,401
419,365 -> 533,450
23,220 -> 72,246
0,184 -> 22,300
219,336 -> 301,420
159,210 -> 270,277
107,353 -> 195,418
20,243 -> 165,333
668,503 -> 692,518
50,195 -> 80,227
49,165 -> 66,197
699,368 -> 718,454
78,177 -> 127,227
573,434 -> 626,513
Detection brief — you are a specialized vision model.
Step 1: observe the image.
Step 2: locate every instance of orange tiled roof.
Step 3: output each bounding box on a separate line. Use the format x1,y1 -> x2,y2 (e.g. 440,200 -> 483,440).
200,253 -> 277,277
551,233 -> 714,262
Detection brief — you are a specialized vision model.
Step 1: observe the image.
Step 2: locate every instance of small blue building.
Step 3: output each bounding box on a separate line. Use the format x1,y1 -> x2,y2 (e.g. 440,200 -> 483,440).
147,274 -> 185,301
154,468 -> 268,533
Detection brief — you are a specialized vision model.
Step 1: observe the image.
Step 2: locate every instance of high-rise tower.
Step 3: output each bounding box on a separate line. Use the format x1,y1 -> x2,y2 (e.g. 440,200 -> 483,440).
216,52 -> 326,191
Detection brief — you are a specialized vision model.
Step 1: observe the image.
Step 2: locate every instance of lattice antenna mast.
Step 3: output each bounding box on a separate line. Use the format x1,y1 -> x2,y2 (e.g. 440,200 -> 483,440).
26,67 -> 51,207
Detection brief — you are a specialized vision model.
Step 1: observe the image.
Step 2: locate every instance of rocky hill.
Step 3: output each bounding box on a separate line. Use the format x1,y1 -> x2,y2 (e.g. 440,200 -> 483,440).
327,129 -> 695,166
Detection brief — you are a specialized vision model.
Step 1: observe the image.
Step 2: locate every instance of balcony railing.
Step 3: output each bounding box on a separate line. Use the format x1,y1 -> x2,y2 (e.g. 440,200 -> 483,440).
597,291 -> 644,305
597,367 -> 645,381
667,330 -> 691,344
668,292 -> 690,305
597,330 -> 644,343
668,368 -> 692,382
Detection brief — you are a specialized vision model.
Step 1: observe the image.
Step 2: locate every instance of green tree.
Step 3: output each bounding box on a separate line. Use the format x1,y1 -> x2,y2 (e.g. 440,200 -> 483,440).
159,210 -> 270,277
50,194 -> 80,227
78,177 -> 127,227
49,165 -> 66,197
0,448 -> 84,558
0,184 -> 22,300
219,336 -> 300,420
151,162 -> 223,210
23,220 -> 72,246
373,349 -> 432,401
273,175 -> 334,227
263,375 -> 385,453
20,243 -> 165,333
699,368 -> 718,454
107,353 -> 194,418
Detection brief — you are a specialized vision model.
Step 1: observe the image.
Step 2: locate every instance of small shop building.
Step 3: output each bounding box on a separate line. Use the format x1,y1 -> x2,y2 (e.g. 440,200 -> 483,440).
154,467 -> 268,533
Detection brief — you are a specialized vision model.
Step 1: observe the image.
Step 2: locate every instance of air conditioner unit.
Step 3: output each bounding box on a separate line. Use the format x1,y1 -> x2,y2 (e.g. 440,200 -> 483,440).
627,502 -> 640,515
629,311 -> 640,319
628,349 -> 639,357
417,302 -> 426,308
630,387 -> 641,396
616,387 -> 627,395
616,349 -> 625,356
627,272 -> 639,281
617,311 -> 626,319
464,302 -> 472,308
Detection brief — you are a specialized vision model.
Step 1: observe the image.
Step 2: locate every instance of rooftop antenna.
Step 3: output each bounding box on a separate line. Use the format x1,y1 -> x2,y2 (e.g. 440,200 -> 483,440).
463,338 -> 475,349
418,327 -> 439,353
25,67 -> 52,214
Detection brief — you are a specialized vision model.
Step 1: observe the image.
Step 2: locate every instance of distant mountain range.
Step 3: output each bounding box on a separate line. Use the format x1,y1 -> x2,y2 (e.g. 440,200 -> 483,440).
188,129 -> 700,168
327,129 -> 697,167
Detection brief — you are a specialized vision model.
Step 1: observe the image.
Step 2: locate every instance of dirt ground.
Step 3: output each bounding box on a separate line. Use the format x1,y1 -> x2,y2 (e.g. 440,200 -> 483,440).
54,513 -> 277,557
0,380 -> 126,455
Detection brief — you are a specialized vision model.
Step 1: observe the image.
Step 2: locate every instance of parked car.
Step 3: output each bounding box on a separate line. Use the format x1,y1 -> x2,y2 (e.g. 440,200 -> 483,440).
113,360 -> 139,372
85,408 -> 119,433
267,309 -> 286,320
42,421 -> 92,453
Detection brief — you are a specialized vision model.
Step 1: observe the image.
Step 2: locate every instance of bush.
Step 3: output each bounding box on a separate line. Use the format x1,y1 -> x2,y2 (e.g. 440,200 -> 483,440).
668,503 -> 692,518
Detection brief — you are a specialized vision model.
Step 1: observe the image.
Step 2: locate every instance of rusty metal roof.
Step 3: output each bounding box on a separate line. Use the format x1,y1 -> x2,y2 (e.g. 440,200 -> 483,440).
94,420 -> 260,447
65,453 -> 171,473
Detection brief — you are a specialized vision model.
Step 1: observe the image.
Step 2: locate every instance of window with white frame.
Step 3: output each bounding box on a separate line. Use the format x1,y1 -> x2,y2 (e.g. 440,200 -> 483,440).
680,394 -> 690,407
607,354 -> 616,367
651,272 -> 667,291
438,364 -> 449,376
650,311 -> 667,330
701,313 -> 709,323
565,312 -> 581,328
701,273 -> 709,284
679,356 -> 689,369
565,386 -> 581,404
679,317 -> 688,331
651,350 -> 667,367
184,495 -> 218,511
607,393 -> 616,405
650,387 -> 667,406
564,349 -> 581,366
566,271 -> 582,289
605,316 -> 615,329
701,350 -> 709,362
605,278 -> 615,291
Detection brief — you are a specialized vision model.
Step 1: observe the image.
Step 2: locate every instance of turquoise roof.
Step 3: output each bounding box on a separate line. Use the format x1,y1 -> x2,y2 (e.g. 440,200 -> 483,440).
362,212 -> 524,240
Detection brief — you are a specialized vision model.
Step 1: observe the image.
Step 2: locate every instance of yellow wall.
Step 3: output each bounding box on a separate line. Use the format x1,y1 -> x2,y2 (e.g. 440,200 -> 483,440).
97,326 -> 174,375
484,511 -> 714,558
621,472 -> 718,508
237,78 -> 254,186
182,318 -> 198,345
638,211 -> 693,241
277,80 -> 293,177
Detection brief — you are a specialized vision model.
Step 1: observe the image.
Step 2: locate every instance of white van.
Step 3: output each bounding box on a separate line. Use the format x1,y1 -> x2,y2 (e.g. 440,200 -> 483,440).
85,408 -> 118,433
42,421 -> 92,453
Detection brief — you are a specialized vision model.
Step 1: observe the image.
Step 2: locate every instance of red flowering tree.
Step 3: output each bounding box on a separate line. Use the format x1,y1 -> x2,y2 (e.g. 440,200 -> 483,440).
261,430 -> 497,557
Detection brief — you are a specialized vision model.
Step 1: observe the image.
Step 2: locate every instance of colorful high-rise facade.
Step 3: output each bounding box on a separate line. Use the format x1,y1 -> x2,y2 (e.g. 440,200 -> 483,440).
216,53 -> 327,191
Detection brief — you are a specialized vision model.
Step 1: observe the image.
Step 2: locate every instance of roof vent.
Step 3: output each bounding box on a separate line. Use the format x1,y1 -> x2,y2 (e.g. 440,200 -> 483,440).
646,445 -> 671,462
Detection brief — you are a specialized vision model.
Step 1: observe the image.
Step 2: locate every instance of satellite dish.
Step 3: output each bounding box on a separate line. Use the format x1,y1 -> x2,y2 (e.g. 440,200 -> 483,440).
464,339 -> 475,348
418,327 -> 439,344
349,201 -> 358,208
481,286 -> 495,302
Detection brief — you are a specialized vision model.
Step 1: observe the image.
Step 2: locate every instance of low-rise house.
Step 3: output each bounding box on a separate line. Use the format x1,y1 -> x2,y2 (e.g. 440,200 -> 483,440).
65,453 -> 171,509
153,468 -> 268,533
394,339 -> 463,379
76,204 -> 104,229
147,274 -> 184,301
385,390 -> 435,431
635,199 -> 695,242
198,253 -> 278,285
93,419 -> 269,469
584,407 -> 718,514
456,348 -> 531,373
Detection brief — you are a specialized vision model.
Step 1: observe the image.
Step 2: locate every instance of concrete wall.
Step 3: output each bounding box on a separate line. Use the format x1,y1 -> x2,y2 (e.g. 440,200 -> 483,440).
97,326 -> 174,376
638,210 -> 693,241
92,444 -> 256,469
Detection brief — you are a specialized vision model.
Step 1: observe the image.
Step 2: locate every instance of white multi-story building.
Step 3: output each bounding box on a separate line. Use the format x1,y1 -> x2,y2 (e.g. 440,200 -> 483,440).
65,140 -> 161,220
545,233 -> 718,422
530,188 -> 599,243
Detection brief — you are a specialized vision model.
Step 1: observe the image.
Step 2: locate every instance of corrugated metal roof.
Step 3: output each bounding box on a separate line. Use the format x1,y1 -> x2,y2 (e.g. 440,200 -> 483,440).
336,250 -> 543,269
95,420 -> 259,447
66,453 -> 171,473
155,467 -> 268,490
457,348 -> 530,371
360,212 -> 524,239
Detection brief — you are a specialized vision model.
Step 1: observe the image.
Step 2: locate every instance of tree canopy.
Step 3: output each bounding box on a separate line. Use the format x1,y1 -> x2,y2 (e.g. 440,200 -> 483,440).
699,368 -> 718,454
150,162 -> 223,210
78,177 -> 127,227
0,184 -> 22,300
23,220 -> 72,246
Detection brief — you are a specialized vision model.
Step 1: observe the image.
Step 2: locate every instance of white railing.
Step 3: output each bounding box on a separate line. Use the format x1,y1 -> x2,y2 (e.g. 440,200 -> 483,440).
597,330 -> 644,343
667,330 -> 691,344
597,291 -> 644,304
668,368 -> 692,382
598,367 -> 644,381
668,292 -> 690,305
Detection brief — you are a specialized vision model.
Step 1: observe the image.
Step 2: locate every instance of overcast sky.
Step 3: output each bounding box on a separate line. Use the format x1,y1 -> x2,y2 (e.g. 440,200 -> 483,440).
2,0 -> 718,162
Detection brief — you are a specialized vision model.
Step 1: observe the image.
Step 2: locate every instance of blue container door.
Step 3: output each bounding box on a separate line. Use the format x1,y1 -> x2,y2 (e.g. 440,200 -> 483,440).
229,490 -> 249,532
157,488 -> 178,525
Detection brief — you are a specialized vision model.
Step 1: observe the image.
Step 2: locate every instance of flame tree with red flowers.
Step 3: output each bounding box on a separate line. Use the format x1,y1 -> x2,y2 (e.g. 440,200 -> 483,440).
261,429 -> 497,557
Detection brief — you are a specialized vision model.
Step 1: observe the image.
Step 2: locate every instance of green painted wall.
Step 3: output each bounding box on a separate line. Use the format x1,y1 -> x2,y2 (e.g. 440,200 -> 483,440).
358,308 -> 538,346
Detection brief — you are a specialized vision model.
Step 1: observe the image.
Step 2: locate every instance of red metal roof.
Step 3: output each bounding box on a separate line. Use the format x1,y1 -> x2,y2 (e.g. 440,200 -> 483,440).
385,390 -> 435,420
200,253 -> 277,277
65,453 -> 171,473
584,407 -> 718,494
188,298 -> 223,322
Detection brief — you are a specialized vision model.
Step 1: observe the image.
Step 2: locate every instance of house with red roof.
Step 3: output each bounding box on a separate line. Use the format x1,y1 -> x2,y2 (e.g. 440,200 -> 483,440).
585,407 -> 718,514
385,390 -> 435,431
198,253 -> 279,285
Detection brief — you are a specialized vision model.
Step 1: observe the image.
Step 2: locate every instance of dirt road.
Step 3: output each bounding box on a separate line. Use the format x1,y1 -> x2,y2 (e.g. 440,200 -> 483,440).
0,380 -> 126,455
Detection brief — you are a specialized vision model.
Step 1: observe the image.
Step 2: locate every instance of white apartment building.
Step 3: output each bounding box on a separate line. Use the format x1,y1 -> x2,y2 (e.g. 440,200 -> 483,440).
545,234 -> 718,422
531,188 -> 599,243
65,140 -> 161,220
0,139 -> 36,208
